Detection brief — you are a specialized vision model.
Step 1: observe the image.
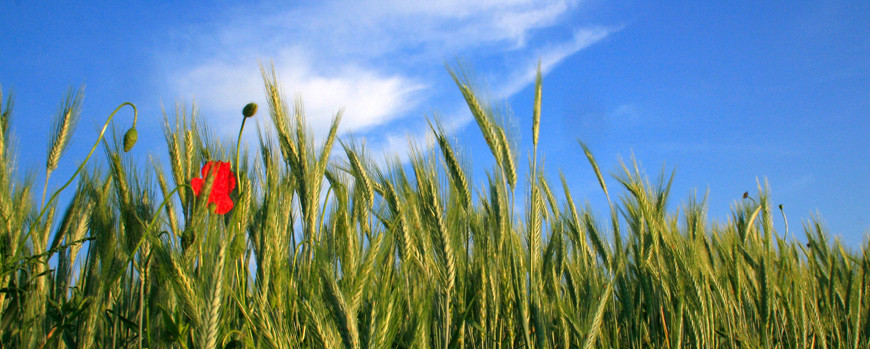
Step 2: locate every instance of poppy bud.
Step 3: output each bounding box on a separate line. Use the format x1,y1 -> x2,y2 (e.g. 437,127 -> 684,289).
123,127 -> 138,152
242,103 -> 258,118
181,229 -> 195,251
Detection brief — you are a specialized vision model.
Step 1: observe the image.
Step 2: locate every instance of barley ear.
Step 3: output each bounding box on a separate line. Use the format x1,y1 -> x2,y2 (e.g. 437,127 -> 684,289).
428,118 -> 471,211
317,109 -> 343,175
46,86 -> 84,173
583,278 -> 614,349
447,66 -> 504,168
579,140 -> 621,254
322,266 -> 361,349
260,62 -> 298,164
578,141 -> 609,205
496,126 -> 516,189
200,234 -> 228,349
342,141 -> 373,207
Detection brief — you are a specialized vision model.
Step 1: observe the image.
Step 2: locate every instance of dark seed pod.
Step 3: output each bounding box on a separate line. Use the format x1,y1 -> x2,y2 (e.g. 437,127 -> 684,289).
181,229 -> 195,251
123,127 -> 138,152
242,103 -> 258,118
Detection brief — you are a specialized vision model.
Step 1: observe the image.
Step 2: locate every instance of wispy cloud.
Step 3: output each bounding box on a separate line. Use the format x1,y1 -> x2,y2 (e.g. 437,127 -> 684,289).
156,0 -> 615,160
497,26 -> 617,98
166,48 -> 425,137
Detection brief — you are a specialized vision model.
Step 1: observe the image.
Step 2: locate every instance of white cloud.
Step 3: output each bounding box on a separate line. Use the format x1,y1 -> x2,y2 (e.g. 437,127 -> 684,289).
157,0 -> 613,161
494,1 -> 573,47
289,0 -> 580,54
168,49 -> 424,138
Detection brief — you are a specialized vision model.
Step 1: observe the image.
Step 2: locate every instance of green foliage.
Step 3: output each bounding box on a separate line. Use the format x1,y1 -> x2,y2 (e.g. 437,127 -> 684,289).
0,66 -> 867,349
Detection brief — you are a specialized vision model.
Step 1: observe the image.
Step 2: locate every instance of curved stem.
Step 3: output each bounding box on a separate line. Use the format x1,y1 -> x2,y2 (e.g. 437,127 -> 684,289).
235,117 -> 248,174
233,117 -> 248,204
20,102 -> 137,254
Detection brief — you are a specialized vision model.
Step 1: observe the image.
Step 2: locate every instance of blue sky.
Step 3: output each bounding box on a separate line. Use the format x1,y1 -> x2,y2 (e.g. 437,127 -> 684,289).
1,1 -> 868,247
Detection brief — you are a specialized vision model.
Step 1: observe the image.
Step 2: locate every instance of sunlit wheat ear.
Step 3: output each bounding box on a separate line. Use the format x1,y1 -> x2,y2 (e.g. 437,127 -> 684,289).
46,86 -> 84,174
537,171 -> 558,219
293,95 -> 308,163
583,279 -> 614,349
342,141 -> 373,209
429,117 -> 471,211
321,266 -> 360,349
318,109 -> 342,174
42,86 -> 84,209
261,64 -> 298,165
578,141 -> 610,205
368,283 -> 399,348
488,173 -> 506,243
152,158 -> 180,237
161,105 -> 183,182
156,244 -> 202,326
303,298 -> 343,348
582,207 -> 610,267
200,233 -> 228,349
184,125 -> 196,182
560,173 -> 591,261
351,233 -> 382,312
527,176 -> 543,262
447,67 -> 504,166
532,61 -> 542,149
495,122 -> 516,190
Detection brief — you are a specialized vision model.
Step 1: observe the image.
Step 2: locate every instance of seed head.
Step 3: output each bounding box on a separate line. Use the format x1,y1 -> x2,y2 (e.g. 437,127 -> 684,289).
181,229 -> 195,251
242,103 -> 258,118
123,127 -> 138,152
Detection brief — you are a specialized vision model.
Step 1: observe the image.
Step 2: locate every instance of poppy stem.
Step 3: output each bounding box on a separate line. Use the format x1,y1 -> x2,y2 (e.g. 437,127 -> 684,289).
235,102 -> 257,177
23,102 -> 137,256
235,117 -> 247,175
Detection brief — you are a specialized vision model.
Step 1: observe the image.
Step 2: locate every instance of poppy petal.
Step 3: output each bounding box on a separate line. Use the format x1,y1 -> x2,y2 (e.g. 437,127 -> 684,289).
191,178 -> 204,196
191,161 -> 237,215
214,194 -> 234,214
200,162 -> 213,178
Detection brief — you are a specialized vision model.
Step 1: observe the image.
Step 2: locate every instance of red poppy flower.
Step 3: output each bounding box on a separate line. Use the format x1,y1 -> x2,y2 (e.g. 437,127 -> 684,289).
190,161 -> 236,214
